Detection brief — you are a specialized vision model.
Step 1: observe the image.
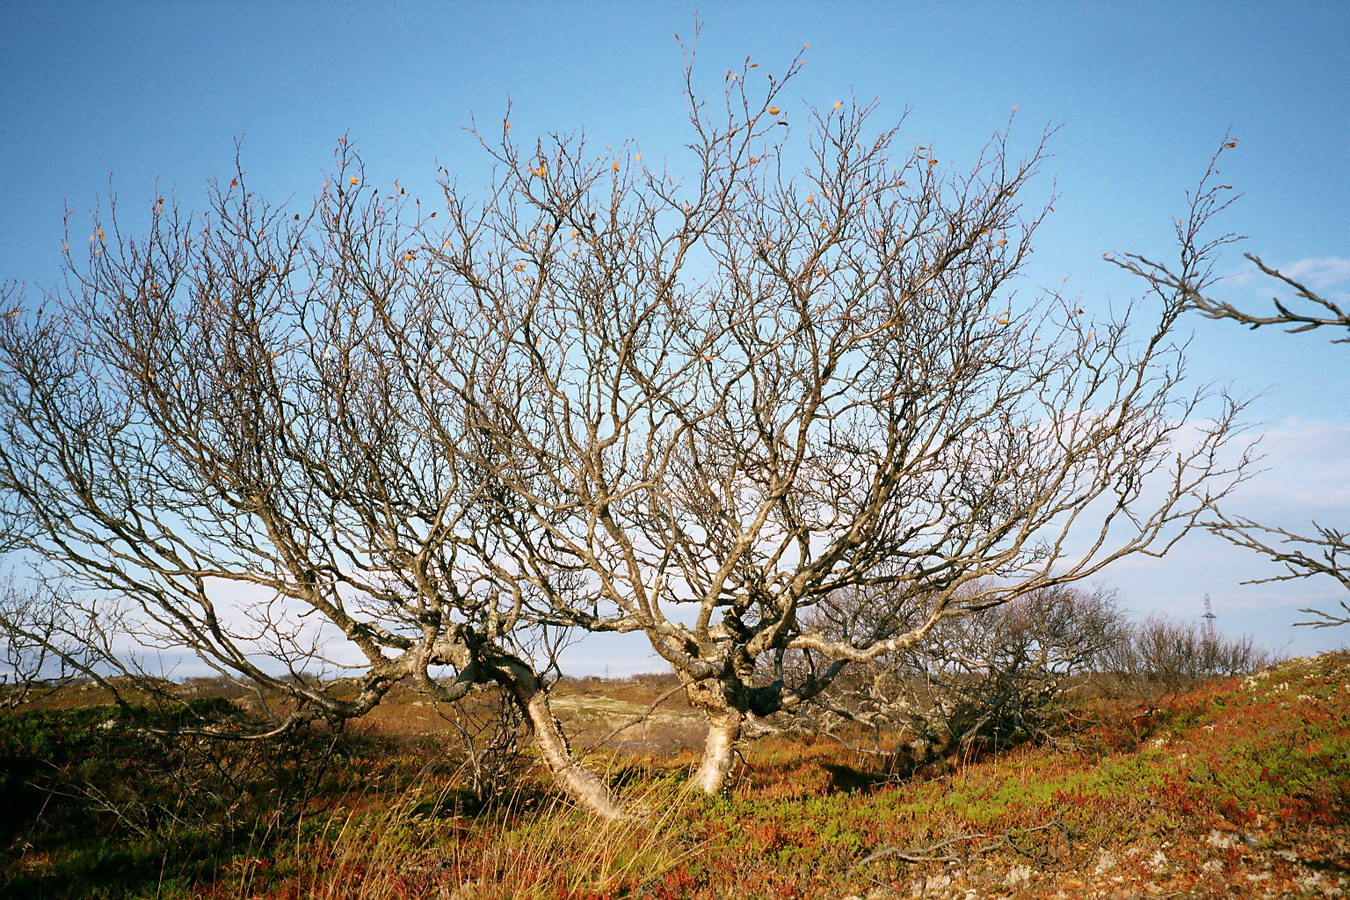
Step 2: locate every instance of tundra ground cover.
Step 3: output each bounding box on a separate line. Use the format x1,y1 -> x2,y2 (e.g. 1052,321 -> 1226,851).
3,653 -> 1346,899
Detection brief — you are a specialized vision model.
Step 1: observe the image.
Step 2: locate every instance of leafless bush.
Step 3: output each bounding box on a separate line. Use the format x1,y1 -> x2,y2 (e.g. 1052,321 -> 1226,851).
0,699 -> 353,851
0,579 -> 62,707
439,683 -> 528,804
0,577 -> 123,709
626,672 -> 682,689
1101,614 -> 1269,692
788,585 -> 1129,771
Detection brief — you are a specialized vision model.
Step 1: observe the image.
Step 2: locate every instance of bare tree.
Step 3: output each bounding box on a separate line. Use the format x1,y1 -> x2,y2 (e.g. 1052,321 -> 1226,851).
0,148 -> 624,817
1110,139 -> 1348,625
1125,251 -> 1349,340
439,682 -> 530,805
0,49 -> 1258,807
1215,515 -> 1349,628
418,46 -> 1252,793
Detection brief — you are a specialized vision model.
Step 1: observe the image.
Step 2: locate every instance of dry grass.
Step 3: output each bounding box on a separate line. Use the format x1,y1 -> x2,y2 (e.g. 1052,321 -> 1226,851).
225,774 -> 697,900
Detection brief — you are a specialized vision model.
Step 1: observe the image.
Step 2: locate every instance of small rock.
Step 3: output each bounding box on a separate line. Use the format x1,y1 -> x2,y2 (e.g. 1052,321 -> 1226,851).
1093,850 -> 1118,875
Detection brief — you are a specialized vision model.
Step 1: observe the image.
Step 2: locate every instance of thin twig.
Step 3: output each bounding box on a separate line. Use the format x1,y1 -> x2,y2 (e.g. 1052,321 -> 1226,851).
849,820 -> 1068,875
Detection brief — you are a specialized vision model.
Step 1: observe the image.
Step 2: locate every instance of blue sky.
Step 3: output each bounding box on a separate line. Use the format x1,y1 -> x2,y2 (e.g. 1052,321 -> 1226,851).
2,1 -> 1346,669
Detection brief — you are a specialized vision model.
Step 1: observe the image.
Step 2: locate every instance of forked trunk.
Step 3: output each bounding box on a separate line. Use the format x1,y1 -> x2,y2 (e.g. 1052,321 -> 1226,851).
691,708 -> 743,794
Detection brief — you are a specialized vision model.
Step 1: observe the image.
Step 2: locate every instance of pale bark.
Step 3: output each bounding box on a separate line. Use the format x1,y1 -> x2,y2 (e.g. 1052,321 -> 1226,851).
691,708 -> 743,794
494,657 -> 627,819
523,692 -> 627,819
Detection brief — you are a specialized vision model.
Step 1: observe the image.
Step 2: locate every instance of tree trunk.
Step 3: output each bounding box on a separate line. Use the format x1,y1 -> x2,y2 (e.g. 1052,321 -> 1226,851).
490,656 -> 627,819
691,707 -> 743,794
521,689 -> 628,819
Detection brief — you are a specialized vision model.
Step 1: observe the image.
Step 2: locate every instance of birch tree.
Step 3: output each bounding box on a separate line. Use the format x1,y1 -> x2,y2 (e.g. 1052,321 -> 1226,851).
421,50 -> 1252,793
0,151 -> 625,817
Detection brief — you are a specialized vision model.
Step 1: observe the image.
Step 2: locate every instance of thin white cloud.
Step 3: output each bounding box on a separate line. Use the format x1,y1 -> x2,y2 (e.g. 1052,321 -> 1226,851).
1101,415 -> 1348,659
1233,418 -> 1350,515
1222,256 -> 1350,294
1277,257 -> 1350,291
